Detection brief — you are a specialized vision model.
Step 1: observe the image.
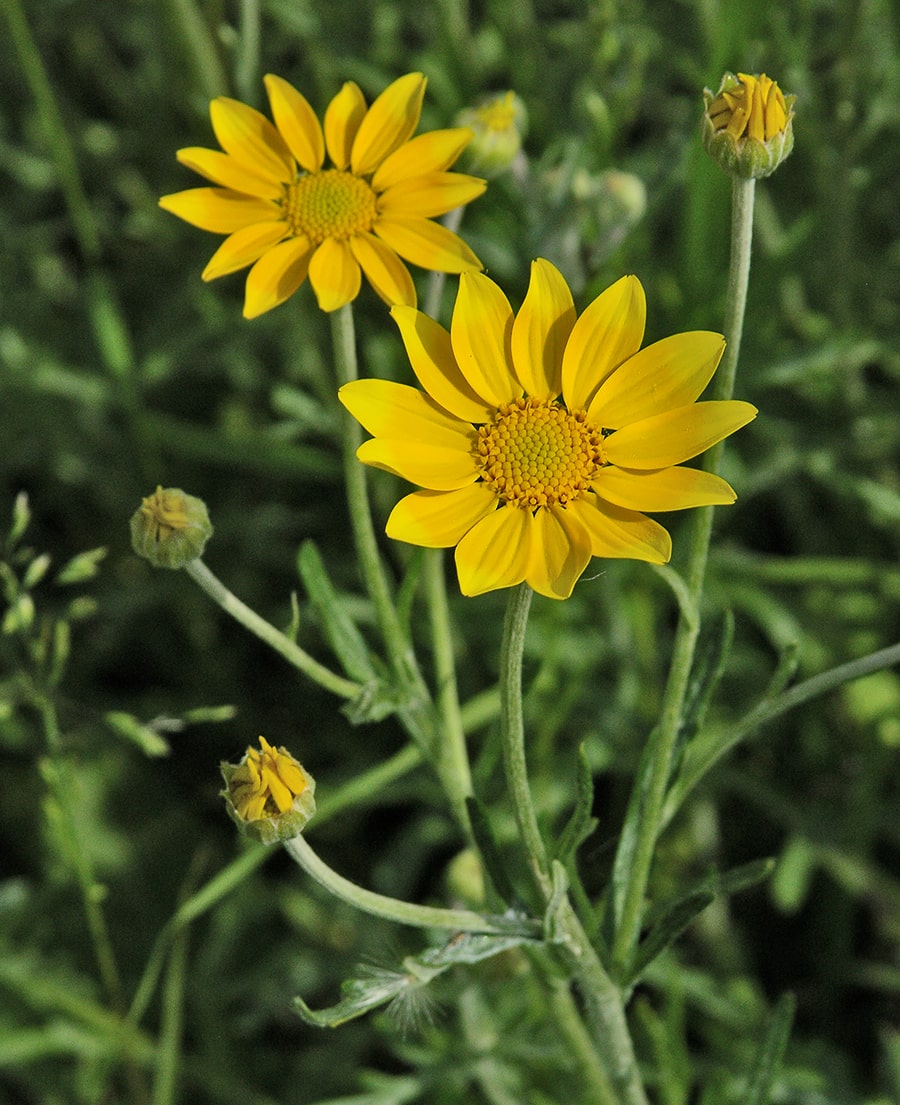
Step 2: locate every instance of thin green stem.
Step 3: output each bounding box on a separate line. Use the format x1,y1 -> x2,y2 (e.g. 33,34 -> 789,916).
424,549 -> 474,833
497,586 -> 647,1104
330,306 -> 425,697
4,0 -> 100,262
610,174 -> 756,975
284,833 -> 537,936
498,584 -> 551,899
184,558 -> 361,700
234,0 -> 261,104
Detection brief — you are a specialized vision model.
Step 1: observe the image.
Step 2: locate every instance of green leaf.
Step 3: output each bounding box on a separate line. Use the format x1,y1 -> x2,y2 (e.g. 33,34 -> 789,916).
744,993 -> 796,1105
55,546 -> 107,585
294,929 -> 537,1028
554,743 -> 597,866
104,711 -> 171,757
626,858 -> 776,988
466,796 -> 519,907
673,610 -> 734,771
297,540 -> 376,683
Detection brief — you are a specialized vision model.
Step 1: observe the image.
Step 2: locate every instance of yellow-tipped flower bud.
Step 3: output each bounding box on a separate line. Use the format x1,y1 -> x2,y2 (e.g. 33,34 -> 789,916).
220,737 -> 316,845
130,486 -> 213,569
702,72 -> 795,179
456,91 -> 527,177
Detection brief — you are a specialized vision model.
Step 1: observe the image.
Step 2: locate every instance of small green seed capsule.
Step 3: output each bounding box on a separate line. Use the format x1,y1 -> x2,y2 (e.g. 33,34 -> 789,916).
130,486 -> 213,569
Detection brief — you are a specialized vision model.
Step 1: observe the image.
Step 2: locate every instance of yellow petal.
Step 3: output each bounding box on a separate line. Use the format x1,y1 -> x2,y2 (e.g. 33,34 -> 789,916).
561,275 -> 645,411
454,507 -> 532,596
567,494 -> 671,563
201,221 -> 290,281
349,233 -> 416,307
603,400 -> 757,468
526,505 -> 592,600
351,73 -> 426,177
375,214 -> 482,273
338,378 -> 474,447
325,82 -> 367,170
209,97 -> 293,181
264,770 -> 294,813
378,172 -> 486,217
159,187 -> 280,233
372,128 -> 474,191
390,306 -> 494,423
356,438 -> 478,491
588,332 -> 725,428
386,485 -> 498,548
450,271 -> 520,407
308,238 -> 362,311
591,465 -> 737,511
243,235 -> 314,318
176,147 -> 284,198
263,74 -> 325,172
511,258 -> 576,400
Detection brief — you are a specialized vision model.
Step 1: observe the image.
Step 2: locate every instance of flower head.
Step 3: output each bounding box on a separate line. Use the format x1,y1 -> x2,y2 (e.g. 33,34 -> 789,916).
703,72 -> 795,178
221,736 -> 316,844
339,260 -> 757,599
130,486 -> 213,569
159,73 -> 485,317
456,91 -> 527,177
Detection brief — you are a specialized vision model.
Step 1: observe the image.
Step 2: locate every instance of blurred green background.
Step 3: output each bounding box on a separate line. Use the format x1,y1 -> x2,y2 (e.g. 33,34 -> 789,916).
1,0 -> 898,1102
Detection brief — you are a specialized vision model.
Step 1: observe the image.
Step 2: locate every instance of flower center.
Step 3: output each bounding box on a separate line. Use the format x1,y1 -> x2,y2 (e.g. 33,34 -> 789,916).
475,398 -> 605,509
283,169 -> 377,244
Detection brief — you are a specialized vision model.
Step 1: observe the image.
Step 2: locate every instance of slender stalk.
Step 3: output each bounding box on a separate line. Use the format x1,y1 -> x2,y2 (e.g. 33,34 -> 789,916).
498,584 -> 551,898
284,833 -> 536,936
234,0 -> 261,104
184,558 -> 361,700
424,549 -> 474,832
611,175 -> 756,975
497,585 -> 648,1104
330,306 -> 427,701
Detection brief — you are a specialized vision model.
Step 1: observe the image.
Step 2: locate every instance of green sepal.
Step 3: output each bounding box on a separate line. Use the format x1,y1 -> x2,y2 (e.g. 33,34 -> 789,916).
297,540 -> 376,683
553,743 -> 598,866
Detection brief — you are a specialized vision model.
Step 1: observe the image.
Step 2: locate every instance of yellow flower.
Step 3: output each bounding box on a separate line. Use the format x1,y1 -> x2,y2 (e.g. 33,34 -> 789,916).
159,73 -> 486,317
221,737 -> 316,844
703,72 -> 795,178
339,260 -> 757,599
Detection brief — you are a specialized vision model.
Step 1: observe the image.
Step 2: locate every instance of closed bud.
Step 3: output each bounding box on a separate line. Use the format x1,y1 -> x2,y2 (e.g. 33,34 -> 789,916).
702,72 -> 795,179
130,486 -> 213,569
456,91 -> 527,177
220,737 -> 316,845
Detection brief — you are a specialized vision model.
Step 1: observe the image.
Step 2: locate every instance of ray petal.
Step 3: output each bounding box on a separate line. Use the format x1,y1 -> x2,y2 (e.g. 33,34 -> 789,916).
449,272 -> 520,407
355,439 -> 479,491
308,237 -> 362,311
338,378 -> 474,446
243,235 -> 314,318
209,97 -> 293,180
591,465 -> 737,511
511,258 -> 576,399
350,233 -> 416,307
602,401 -> 758,468
454,507 -> 532,596
351,73 -> 426,176
374,214 -> 482,273
526,505 -> 592,599
378,172 -> 486,217
263,74 -> 325,172
567,494 -> 671,563
201,221 -> 290,281
386,485 -> 498,548
159,187 -> 280,233
175,148 -> 284,198
373,128 -> 475,191
324,82 -> 367,170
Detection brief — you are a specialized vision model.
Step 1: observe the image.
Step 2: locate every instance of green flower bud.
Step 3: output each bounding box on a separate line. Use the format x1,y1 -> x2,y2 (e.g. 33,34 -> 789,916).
220,736 -> 316,845
130,486 -> 213,569
455,91 -> 527,177
702,72 -> 795,179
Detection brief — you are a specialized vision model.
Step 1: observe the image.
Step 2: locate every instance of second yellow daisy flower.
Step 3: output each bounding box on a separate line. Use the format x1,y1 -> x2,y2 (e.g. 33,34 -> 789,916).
339,260 -> 757,600
160,73 -> 486,317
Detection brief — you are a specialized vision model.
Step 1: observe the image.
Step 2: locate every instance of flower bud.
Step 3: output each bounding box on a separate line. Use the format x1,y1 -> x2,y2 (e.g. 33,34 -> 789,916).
130,486 -> 213,569
455,91 -> 527,177
702,72 -> 795,179
220,736 -> 316,845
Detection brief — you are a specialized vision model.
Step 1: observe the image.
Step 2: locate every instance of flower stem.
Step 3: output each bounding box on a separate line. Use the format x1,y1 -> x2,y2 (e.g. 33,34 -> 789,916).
330,306 -> 472,830
497,585 -> 648,1105
498,584 -> 551,899
184,558 -> 361,700
610,174 -> 756,976
284,833 -> 536,936
424,549 -> 474,831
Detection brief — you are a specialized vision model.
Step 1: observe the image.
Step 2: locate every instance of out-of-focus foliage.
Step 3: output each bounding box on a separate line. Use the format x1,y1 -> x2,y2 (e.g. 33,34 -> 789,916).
1,0 -> 898,1102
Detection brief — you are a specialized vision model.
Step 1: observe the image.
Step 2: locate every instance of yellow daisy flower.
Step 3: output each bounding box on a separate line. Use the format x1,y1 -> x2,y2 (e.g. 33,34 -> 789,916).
339,260 -> 757,599
159,73 -> 486,317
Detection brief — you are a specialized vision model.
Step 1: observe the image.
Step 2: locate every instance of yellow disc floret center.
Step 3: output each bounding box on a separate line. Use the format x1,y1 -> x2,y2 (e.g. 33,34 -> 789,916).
284,169 -> 377,244
476,398 -> 605,509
